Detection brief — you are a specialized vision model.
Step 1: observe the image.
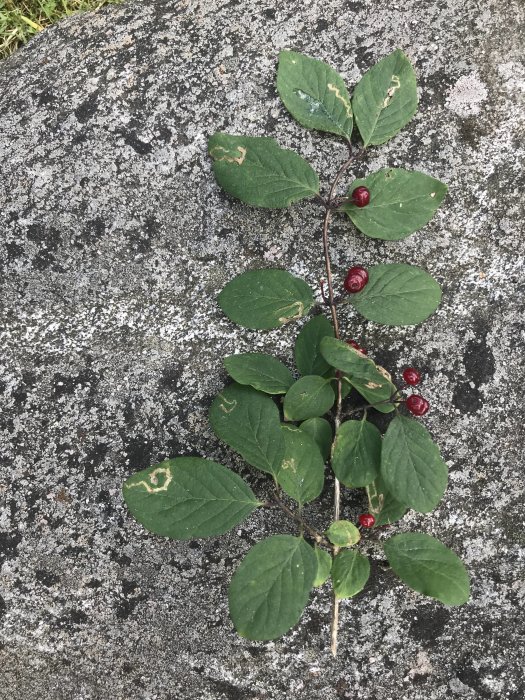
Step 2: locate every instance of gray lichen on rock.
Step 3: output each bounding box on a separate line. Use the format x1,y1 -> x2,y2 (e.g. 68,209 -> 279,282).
0,0 -> 524,698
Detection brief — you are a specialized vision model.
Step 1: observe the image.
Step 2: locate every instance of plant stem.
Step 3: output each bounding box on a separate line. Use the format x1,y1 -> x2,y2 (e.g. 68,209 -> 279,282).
321,147 -> 359,657
271,493 -> 331,548
321,154 -> 354,337
340,391 -> 403,419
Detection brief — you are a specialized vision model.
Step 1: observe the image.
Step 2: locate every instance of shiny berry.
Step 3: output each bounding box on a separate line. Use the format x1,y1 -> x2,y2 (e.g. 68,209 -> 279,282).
403,368 -> 422,386
351,186 -> 370,207
406,395 -> 430,416
358,514 -> 375,528
344,266 -> 368,293
346,340 -> 367,355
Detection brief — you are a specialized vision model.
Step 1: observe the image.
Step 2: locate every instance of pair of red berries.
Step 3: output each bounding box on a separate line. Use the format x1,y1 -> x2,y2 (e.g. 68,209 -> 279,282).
402,368 -> 430,416
343,187 -> 370,292
343,189 -> 371,293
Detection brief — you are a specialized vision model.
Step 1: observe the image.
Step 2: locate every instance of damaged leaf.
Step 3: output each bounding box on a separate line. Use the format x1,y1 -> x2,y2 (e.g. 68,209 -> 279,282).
352,49 -> 417,147
277,51 -> 353,140
208,133 -> 319,207
218,268 -> 314,329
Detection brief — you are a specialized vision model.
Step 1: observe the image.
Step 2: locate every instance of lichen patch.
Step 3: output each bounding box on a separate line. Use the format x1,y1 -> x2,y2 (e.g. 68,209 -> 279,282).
446,73 -> 488,117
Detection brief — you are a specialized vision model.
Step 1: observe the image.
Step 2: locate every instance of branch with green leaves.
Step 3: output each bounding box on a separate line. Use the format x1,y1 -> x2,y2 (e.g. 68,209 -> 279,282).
122,48 -> 469,656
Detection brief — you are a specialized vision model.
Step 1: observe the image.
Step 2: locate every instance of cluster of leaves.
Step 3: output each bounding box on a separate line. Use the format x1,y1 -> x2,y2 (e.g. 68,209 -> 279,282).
124,327 -> 468,638
123,49 -> 469,644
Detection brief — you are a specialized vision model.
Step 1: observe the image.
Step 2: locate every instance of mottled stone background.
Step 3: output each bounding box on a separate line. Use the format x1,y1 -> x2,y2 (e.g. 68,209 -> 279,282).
0,0 -> 524,698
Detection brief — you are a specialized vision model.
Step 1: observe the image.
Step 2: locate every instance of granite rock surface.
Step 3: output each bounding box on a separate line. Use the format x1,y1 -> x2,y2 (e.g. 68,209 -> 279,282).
0,0 -> 524,698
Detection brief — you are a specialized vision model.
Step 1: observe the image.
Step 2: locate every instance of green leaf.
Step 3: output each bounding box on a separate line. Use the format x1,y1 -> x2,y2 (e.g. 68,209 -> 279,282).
352,49 -> 417,147
383,533 -> 470,605
123,458 -> 261,539
283,375 -> 335,421
209,383 -> 284,477
320,337 -> 397,413
345,374 -> 397,414
208,133 -> 319,208
313,547 -> 332,586
332,419 -> 381,487
295,315 -> 334,376
277,51 -> 353,140
381,416 -> 448,513
277,425 -> 325,505
320,336 -> 383,381
218,269 -> 314,330
332,550 -> 371,599
367,475 -> 407,528
343,168 -> 448,241
326,520 -> 360,547
229,535 -> 317,639
348,263 -> 442,326
299,417 -> 333,461
224,353 -> 294,394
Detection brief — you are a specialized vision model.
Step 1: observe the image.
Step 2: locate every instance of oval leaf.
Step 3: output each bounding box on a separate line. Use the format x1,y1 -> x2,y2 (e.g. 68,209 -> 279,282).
295,315 -> 334,376
277,51 -> 353,140
208,133 -> 319,208
320,337 -> 397,413
283,375 -> 335,421
343,168 -> 448,240
384,533 -> 470,605
381,416 -> 448,513
345,374 -> 397,414
313,547 -> 332,587
320,336 -> 384,381
299,417 -> 333,461
218,268 -> 314,330
209,383 -> 284,476
332,419 -> 382,487
367,476 -> 407,528
224,353 -> 294,394
348,263 -> 442,326
123,458 -> 261,539
326,520 -> 360,547
229,535 -> 317,639
332,550 -> 370,599
352,49 -> 417,147
277,425 -> 325,505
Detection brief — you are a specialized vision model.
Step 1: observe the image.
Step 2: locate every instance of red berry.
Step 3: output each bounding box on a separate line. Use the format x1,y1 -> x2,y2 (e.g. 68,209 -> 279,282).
406,395 -> 430,416
351,186 -> 370,208
344,266 -> 368,293
346,339 -> 367,355
358,514 -> 375,528
403,368 -> 422,386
